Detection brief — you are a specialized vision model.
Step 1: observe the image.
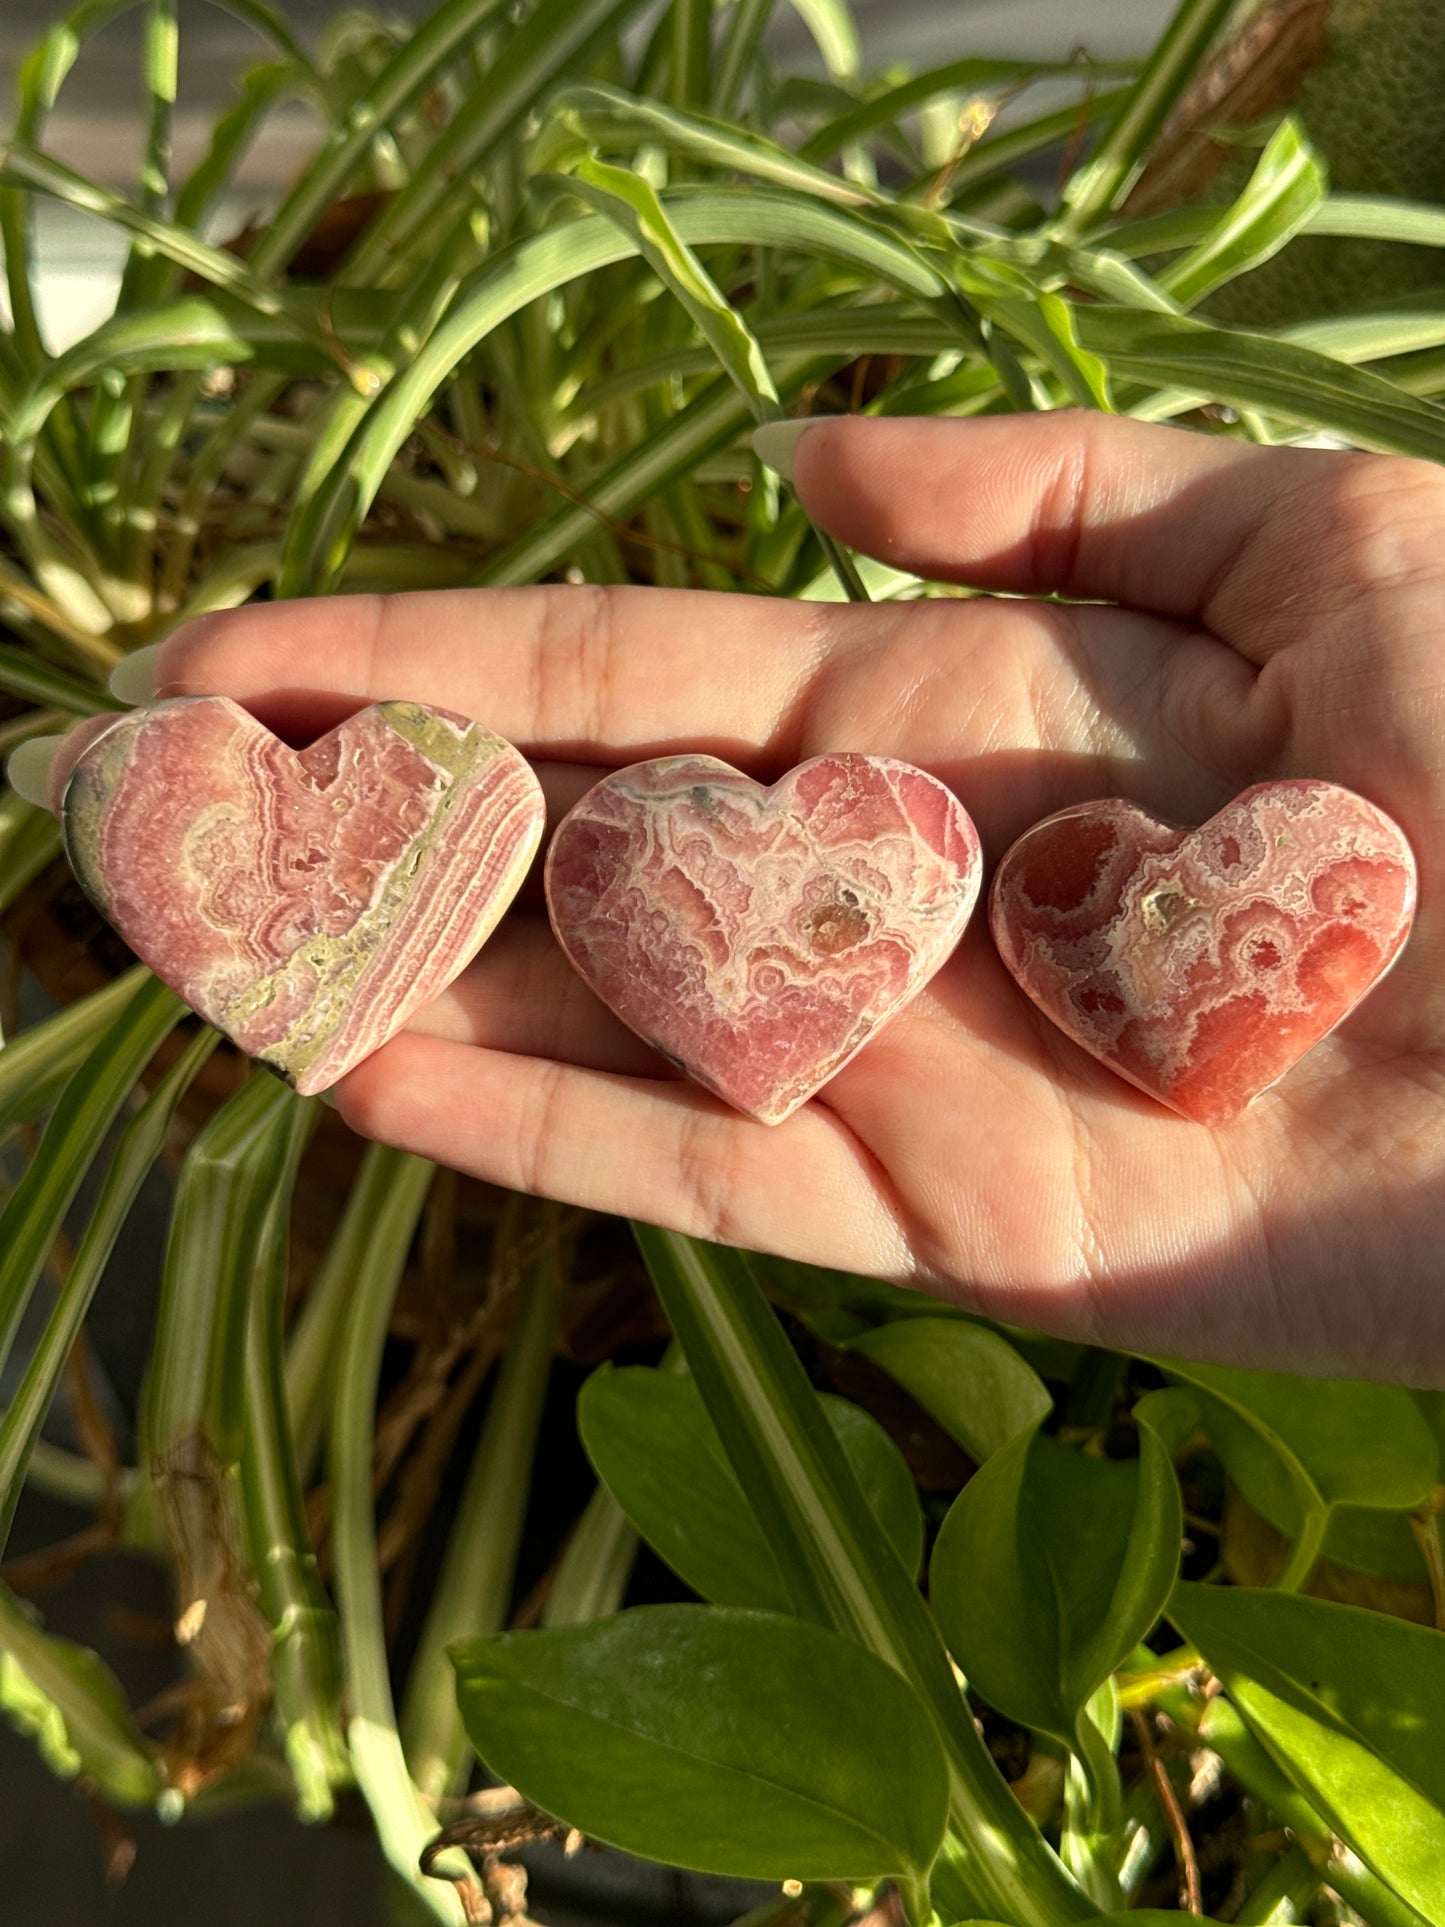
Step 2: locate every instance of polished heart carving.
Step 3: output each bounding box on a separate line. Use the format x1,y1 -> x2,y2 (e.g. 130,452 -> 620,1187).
989,780 -> 1417,1124
545,753 -> 981,1124
61,696 -> 545,1094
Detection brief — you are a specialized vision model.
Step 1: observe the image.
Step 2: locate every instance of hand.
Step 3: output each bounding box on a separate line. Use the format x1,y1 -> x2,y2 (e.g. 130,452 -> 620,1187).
50,415 -> 1445,1381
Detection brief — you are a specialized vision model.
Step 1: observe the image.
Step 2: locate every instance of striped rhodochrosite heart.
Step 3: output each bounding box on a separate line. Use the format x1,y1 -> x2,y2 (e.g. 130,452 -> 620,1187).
989,780 -> 1417,1124
545,752 -> 982,1125
61,696 -> 544,1094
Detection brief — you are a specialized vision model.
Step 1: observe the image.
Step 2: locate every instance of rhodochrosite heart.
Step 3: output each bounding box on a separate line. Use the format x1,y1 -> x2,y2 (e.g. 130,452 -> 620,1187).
545,753 -> 981,1124
61,696 -> 544,1094
989,780 -> 1417,1124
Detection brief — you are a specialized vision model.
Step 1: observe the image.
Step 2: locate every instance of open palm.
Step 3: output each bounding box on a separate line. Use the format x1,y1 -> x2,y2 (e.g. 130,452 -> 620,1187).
147,414 -> 1445,1383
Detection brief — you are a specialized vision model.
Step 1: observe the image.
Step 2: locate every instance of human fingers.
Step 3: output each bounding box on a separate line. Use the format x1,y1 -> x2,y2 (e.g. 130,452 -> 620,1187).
331,1030 -> 911,1275
138,582 -> 869,769
407,916 -> 675,1078
785,412 -> 1445,662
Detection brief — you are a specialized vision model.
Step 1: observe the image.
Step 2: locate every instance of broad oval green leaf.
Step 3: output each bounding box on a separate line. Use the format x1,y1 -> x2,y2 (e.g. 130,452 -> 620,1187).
930,1426 -> 1181,1753
1164,1362 -> 1439,1573
1169,1582 -> 1445,1923
577,1363 -> 923,1606
451,1604 -> 949,1882
847,1318 -> 1051,1463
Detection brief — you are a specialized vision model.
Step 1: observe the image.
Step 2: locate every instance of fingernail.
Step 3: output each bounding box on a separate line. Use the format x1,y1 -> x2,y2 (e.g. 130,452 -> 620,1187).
108,639 -> 166,704
751,418 -> 828,484
7,736 -> 64,811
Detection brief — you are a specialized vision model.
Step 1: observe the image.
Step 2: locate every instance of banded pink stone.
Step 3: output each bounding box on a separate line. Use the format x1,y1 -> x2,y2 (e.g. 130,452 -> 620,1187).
989,780 -> 1417,1124
545,752 -> 982,1125
61,696 -> 544,1094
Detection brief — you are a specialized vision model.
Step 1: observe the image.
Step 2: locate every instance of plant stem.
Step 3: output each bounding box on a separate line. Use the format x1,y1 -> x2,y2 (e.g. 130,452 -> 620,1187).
0,1025 -> 218,1555
1234,1844 -> 1318,1925
1409,1488 -> 1445,1631
239,1098 -> 349,1822
286,1142 -> 432,1485
401,1226 -> 563,1805
542,1482 -> 638,1628
1271,1507 -> 1327,1594
1055,0 -> 1236,239
328,1152 -> 475,1924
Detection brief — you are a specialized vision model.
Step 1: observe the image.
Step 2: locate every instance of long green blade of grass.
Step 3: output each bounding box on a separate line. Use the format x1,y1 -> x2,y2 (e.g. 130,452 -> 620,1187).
249,0 -> 512,278
0,974 -> 184,1378
283,187 -> 952,589
401,1227 -> 563,1804
0,793 -> 64,917
1075,306 -> 1445,460
1160,116 -> 1326,309
237,1093 -> 350,1823
285,1141 -> 432,1483
0,640 -> 120,714
343,0 -> 654,288
0,1025 -> 218,1555
1056,0 -> 1235,238
140,1074 -> 303,1470
0,966 -> 151,1132
327,1151 -> 473,1923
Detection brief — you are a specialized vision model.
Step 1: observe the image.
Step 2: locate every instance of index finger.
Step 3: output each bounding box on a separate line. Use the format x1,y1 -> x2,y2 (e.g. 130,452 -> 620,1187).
150,583 -> 870,770
790,411 -> 1443,662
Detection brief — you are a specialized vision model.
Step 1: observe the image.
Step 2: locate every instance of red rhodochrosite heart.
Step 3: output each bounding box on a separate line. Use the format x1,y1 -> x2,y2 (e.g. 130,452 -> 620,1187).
545,753 -> 982,1125
61,696 -> 544,1094
989,780 -> 1417,1124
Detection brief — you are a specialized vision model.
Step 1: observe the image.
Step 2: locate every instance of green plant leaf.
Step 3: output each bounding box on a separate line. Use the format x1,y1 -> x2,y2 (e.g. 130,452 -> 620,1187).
929,1425 -> 1181,1791
0,1025 -> 217,1555
402,1232 -> 564,1804
0,640 -> 119,715
0,974 -> 183,1378
452,1603 -> 949,1882
578,1363 -> 923,1607
798,59 -> 1132,165
326,1147 -> 470,1923
846,1318 -> 1051,1463
555,156 -> 780,417
0,1584 -> 160,1809
1163,1360 -> 1438,1590
631,1229 -> 1092,1927
1074,306 -> 1445,460
0,965 -> 151,1132
1159,115 -> 1326,308
1057,0 -> 1236,237
0,791 -> 64,917
342,0 -> 653,287
1169,1583 -> 1445,1924
236,1091 -> 347,1823
141,1072 -> 307,1469
285,187 -> 950,590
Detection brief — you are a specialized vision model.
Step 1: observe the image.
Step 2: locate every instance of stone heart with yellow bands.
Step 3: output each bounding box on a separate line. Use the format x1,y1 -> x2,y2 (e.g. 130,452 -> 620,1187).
61,696 -> 545,1094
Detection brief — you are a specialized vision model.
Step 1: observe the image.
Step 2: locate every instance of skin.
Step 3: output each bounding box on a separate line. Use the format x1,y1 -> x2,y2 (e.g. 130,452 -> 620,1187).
47,414 -> 1445,1382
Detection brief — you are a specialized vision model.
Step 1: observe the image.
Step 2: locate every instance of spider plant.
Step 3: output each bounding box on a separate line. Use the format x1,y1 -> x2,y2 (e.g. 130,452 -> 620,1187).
2,0 -> 1444,1922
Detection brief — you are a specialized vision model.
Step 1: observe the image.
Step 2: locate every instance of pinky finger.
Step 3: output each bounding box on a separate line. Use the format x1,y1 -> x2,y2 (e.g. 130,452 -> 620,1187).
331,1031 -> 911,1275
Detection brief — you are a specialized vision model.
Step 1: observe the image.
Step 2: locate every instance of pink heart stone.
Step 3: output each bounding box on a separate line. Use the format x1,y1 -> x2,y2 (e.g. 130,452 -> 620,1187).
545,753 -> 981,1124
61,696 -> 544,1094
989,780 -> 1417,1124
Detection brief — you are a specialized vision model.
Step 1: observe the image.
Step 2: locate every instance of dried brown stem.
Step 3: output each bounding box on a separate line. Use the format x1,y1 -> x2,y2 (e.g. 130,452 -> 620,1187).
1131,1706 -> 1204,1914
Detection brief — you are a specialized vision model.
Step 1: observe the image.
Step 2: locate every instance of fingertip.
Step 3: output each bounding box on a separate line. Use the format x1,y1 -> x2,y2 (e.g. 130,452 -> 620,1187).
752,417 -> 828,483
6,734 -> 64,811
7,712 -> 127,814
